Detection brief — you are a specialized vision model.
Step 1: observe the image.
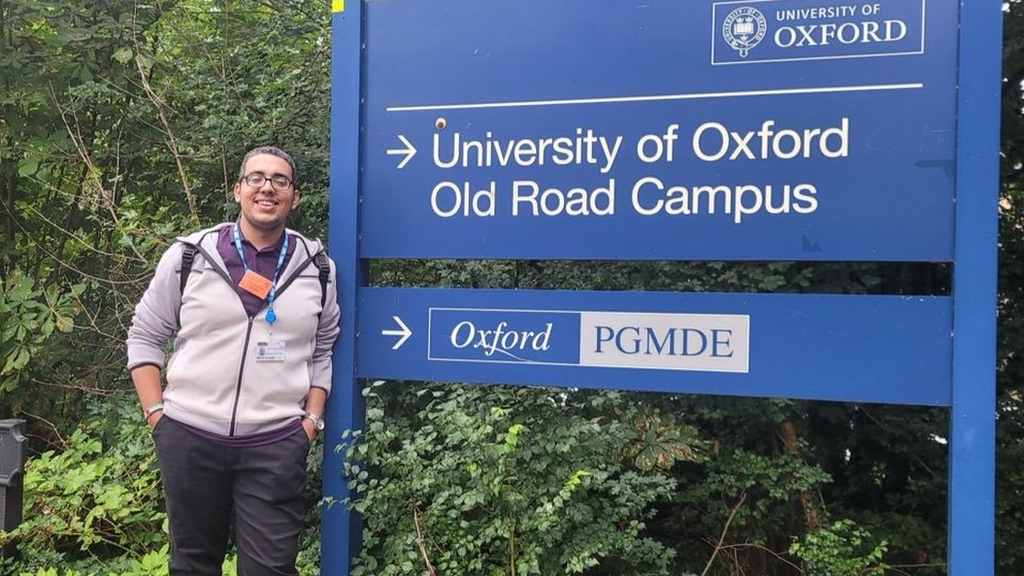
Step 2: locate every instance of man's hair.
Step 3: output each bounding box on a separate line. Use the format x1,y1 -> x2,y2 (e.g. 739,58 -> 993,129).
238,146 -> 298,188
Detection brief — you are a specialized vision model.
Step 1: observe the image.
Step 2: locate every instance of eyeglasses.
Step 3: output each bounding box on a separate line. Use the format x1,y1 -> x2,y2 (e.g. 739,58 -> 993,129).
240,173 -> 293,191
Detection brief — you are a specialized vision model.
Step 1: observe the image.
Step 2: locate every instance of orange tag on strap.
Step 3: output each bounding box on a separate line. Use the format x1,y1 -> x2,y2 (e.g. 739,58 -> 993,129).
238,270 -> 272,299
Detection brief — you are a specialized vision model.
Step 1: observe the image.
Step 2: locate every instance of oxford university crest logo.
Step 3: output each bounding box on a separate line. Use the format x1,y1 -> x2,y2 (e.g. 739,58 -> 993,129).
723,7 -> 767,58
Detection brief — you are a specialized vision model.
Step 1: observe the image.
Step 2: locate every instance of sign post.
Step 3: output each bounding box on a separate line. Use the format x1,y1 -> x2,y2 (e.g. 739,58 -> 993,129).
326,1 -> 1002,574
949,0 -> 1002,572
323,0 -> 365,572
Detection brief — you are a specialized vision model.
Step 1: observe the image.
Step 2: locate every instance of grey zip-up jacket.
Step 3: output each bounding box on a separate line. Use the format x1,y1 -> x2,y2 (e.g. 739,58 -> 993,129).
126,223 -> 341,436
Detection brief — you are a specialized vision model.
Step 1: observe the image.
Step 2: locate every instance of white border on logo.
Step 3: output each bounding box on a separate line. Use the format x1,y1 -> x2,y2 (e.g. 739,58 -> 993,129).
711,0 -> 927,66
427,307 -> 751,374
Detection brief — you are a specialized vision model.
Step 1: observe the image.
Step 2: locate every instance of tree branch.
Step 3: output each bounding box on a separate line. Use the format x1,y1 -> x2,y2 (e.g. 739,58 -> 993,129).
413,506 -> 438,576
701,491 -> 747,576
132,2 -> 199,225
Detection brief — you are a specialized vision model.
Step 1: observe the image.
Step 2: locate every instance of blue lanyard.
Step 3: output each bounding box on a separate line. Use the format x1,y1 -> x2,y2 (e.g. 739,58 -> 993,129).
233,223 -> 289,325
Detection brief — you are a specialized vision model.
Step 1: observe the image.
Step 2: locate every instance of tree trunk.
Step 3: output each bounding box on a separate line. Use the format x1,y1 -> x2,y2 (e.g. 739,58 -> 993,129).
779,420 -> 822,532
0,0 -> 16,276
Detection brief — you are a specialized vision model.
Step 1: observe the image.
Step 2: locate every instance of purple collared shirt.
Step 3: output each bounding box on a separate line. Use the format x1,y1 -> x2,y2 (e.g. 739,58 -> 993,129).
177,418 -> 303,447
216,225 -> 296,318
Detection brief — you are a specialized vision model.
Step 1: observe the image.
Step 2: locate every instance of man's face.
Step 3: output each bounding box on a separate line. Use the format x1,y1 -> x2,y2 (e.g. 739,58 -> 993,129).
233,153 -> 300,235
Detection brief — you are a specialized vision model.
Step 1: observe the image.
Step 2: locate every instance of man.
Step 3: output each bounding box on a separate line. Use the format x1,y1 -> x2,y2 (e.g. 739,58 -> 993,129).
126,146 -> 340,575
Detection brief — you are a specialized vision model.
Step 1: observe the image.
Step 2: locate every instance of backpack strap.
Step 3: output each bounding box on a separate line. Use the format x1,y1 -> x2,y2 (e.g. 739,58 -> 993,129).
314,252 -> 330,308
180,244 -> 198,297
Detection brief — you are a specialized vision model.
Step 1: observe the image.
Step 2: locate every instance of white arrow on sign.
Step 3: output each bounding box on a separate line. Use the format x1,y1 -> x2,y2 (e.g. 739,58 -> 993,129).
386,135 -> 417,169
381,316 -> 412,350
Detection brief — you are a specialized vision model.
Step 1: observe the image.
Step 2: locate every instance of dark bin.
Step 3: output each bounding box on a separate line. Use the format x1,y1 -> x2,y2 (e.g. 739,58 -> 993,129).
0,420 -> 27,558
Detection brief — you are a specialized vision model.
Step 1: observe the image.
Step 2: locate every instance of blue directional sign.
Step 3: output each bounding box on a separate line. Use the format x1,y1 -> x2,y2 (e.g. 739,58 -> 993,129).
357,288 -> 952,406
326,1 -> 1002,575
359,0 -> 957,261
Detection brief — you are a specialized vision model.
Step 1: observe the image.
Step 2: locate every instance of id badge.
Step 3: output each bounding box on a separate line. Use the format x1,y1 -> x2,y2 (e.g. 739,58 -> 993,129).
255,340 -> 287,363
239,270 -> 272,299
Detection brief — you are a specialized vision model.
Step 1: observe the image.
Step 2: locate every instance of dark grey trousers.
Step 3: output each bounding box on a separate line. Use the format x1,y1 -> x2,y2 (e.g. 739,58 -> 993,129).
152,417 -> 310,576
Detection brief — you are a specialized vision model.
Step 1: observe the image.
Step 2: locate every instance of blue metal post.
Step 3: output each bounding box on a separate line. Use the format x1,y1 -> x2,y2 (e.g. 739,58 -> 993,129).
324,2 -> 365,575
950,0 -> 1002,574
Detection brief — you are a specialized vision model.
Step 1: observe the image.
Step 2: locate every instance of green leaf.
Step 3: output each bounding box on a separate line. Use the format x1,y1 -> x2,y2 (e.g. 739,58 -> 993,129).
2,347 -> 30,375
112,47 -> 133,64
17,158 -> 38,177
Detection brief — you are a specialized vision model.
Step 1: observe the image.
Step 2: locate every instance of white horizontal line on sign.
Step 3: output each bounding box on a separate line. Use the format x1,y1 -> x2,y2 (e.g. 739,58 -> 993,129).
385,83 -> 924,113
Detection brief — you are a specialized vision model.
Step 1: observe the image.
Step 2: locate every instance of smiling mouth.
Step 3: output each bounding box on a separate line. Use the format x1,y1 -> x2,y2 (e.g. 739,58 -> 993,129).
255,199 -> 279,208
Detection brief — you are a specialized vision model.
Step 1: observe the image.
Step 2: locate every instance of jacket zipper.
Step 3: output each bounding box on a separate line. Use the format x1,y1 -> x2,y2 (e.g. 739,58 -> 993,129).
193,238 -> 322,436
229,316 -> 255,436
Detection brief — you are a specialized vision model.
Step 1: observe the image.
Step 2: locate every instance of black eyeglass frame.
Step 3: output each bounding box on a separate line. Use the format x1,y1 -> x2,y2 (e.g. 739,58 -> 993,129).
240,172 -> 294,191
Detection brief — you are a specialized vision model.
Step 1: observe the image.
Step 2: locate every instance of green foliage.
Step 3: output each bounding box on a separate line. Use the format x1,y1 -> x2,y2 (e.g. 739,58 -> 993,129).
0,272 -> 82,394
15,546 -> 171,576
345,383 -> 698,576
789,520 -> 889,576
0,0 -> 333,422
705,448 -> 831,527
0,0 -> 336,568
623,410 -> 705,472
0,395 -> 165,572
0,393 -> 324,574
12,546 -> 236,576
